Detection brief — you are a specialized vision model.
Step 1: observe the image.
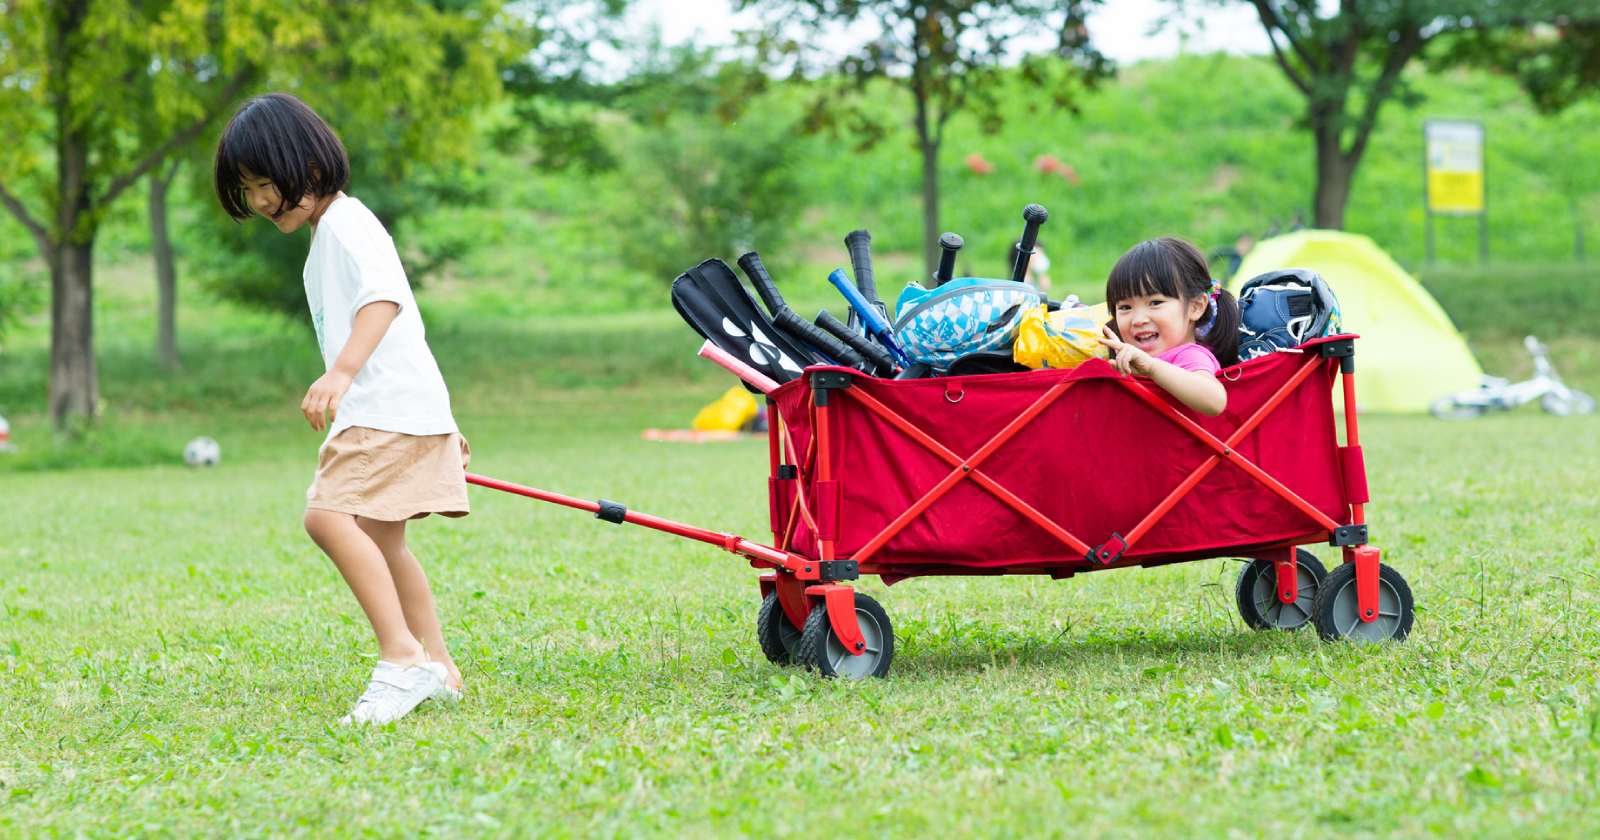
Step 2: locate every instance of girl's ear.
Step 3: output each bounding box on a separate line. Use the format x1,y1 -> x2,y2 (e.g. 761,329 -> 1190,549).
1186,293 -> 1209,323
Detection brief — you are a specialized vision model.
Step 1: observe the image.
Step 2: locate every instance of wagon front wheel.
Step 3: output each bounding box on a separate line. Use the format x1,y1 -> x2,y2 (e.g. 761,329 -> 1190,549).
1235,548 -> 1327,631
1311,561 -> 1415,642
756,592 -> 804,665
796,593 -> 893,679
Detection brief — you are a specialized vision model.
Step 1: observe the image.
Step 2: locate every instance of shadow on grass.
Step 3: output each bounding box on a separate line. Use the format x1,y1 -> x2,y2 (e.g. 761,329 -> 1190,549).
897,625 -> 1313,678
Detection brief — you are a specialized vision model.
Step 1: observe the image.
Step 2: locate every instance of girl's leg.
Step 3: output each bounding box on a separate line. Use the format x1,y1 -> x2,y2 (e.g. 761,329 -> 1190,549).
356,516 -> 462,690
304,509 -> 425,665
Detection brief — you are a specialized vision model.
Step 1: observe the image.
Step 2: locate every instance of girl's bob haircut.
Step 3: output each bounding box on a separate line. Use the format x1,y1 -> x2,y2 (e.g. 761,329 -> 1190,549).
1105,236 -> 1241,366
214,93 -> 349,221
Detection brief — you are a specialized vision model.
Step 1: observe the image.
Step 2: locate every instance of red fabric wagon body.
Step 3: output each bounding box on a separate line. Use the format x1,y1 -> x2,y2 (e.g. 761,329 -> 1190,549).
466,334 -> 1404,675
767,336 -> 1370,580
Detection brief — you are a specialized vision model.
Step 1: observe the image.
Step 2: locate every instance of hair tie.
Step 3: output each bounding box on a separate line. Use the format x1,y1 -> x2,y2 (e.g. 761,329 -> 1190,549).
1197,278 -> 1221,339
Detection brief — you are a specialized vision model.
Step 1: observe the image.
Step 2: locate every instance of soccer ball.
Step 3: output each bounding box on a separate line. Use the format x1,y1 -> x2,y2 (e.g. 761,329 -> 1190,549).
183,436 -> 221,467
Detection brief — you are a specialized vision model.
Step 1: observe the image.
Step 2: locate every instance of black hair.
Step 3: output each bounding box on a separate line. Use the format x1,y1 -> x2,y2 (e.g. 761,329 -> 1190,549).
1105,236 -> 1240,366
214,93 -> 349,221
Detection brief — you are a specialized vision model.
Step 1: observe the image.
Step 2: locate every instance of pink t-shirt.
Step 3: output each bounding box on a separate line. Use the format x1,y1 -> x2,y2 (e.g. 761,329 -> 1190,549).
1157,342 -> 1221,374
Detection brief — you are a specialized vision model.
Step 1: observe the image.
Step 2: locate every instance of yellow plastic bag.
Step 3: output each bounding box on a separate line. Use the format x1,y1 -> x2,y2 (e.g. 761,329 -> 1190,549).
1012,302 -> 1110,370
692,385 -> 760,431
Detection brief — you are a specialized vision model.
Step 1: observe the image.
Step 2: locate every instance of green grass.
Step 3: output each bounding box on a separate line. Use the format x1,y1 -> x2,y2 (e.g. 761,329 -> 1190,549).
4,387 -> 1600,835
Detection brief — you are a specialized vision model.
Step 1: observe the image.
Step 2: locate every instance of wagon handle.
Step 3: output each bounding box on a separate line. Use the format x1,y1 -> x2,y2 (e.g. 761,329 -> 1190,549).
1011,203 -> 1049,283
844,229 -> 885,329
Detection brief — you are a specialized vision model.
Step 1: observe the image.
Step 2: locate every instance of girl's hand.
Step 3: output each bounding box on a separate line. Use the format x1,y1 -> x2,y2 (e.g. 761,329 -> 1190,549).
1099,326 -> 1155,376
301,370 -> 353,432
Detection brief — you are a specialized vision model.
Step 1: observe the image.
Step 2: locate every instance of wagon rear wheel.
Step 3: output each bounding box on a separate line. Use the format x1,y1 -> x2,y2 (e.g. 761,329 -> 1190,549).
1235,549 -> 1327,631
756,592 -> 804,665
1311,562 -> 1415,642
796,594 -> 893,679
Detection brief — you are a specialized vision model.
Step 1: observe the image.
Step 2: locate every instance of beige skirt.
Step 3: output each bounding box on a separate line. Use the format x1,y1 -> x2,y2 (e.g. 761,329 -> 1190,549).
306,426 -> 471,521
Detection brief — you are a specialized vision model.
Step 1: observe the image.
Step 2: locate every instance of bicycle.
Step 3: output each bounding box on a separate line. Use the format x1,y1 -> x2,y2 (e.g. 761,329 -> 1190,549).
1429,335 -> 1596,419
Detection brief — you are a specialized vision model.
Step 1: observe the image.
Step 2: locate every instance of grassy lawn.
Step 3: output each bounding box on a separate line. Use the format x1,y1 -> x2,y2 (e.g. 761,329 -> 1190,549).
4,282 -> 1600,834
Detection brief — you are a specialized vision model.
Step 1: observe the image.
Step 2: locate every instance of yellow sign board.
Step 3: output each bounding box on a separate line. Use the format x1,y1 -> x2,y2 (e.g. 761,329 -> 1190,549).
1425,120 -> 1484,214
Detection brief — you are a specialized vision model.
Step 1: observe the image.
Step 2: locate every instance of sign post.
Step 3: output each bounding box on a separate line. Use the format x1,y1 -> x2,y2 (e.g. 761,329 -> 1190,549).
1423,119 -> 1487,264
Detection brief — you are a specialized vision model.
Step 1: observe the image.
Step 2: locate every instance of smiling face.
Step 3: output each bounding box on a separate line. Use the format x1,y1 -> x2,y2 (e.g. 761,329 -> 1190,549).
1114,290 -> 1209,356
239,169 -> 321,234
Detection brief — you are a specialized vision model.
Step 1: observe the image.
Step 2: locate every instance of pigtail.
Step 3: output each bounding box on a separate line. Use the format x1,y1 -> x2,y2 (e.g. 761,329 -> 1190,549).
1200,288 -> 1241,367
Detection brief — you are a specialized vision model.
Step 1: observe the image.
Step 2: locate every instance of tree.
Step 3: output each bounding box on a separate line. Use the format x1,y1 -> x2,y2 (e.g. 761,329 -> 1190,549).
0,1 -> 512,430
738,0 -> 1111,274
1222,1 -> 1598,229
607,46 -> 808,282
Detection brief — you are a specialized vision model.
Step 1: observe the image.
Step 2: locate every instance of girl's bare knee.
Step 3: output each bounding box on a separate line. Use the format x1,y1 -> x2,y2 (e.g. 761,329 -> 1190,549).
303,508 -> 348,543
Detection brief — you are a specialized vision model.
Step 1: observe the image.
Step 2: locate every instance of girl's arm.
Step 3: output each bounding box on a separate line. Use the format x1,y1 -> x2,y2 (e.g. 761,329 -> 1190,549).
301,301 -> 401,431
1142,358 -> 1226,416
1099,328 -> 1227,416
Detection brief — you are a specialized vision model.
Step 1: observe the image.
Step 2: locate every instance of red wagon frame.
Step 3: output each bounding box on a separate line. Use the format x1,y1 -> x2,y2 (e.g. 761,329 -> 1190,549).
469,334 -> 1412,678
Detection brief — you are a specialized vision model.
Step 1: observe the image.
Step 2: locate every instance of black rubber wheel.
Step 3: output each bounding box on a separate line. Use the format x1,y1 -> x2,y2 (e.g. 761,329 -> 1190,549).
795,593 -> 893,679
756,592 -> 804,665
1235,548 -> 1327,631
1312,562 -> 1415,642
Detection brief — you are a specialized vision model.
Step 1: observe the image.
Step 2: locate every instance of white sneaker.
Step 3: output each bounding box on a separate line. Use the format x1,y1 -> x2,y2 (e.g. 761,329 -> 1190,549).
433,681 -> 464,703
339,661 -> 447,725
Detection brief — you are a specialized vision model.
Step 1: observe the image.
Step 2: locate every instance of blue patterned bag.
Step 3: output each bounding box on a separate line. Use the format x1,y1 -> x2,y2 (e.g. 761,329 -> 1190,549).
892,278 -> 1045,370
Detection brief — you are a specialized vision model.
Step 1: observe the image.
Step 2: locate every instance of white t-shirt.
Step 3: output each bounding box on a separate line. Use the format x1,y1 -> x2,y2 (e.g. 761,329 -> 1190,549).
304,195 -> 457,442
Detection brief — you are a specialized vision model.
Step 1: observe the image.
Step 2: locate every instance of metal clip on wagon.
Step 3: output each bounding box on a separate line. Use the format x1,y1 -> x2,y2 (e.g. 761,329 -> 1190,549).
468,334 -> 1412,679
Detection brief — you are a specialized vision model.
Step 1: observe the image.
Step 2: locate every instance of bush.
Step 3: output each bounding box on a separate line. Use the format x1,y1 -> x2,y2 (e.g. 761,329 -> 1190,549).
1417,262 -> 1600,338
609,112 -> 806,285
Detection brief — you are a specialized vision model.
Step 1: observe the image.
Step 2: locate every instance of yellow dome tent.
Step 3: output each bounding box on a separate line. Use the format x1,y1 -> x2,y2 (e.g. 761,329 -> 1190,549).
1229,230 -> 1482,413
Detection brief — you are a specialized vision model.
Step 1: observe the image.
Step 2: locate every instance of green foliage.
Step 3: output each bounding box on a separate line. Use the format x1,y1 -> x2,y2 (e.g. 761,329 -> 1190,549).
592,48 -> 810,283
738,0 -> 1112,269
608,112 -> 806,285
1202,1 -> 1600,228
1432,16 -> 1600,113
1419,262 -> 1600,340
191,2 -> 517,316
0,267 -> 43,347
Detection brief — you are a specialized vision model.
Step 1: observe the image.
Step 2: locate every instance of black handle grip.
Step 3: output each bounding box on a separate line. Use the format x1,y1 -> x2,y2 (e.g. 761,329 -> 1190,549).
844,230 -> 877,304
816,309 -> 896,375
775,308 -> 865,370
935,232 -> 963,286
737,251 -> 785,316
1011,203 -> 1049,283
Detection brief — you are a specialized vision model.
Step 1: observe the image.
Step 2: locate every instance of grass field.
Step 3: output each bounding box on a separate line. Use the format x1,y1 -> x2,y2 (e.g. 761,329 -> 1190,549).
4,265 -> 1600,835
4,384 -> 1600,835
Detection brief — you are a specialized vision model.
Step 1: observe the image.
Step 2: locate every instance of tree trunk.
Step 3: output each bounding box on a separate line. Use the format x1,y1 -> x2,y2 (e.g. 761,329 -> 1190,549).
49,238 -> 97,427
919,136 -> 940,279
50,10 -> 98,432
150,161 -> 181,370
1312,119 -> 1351,229
912,85 -> 940,278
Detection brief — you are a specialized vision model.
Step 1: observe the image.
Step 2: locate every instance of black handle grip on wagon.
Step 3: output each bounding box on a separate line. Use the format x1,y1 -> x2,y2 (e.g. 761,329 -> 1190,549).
817,309 -> 896,375
774,307 -> 865,370
738,251 -> 787,317
1010,203 -> 1049,283
844,229 -> 879,308
935,232 -> 963,287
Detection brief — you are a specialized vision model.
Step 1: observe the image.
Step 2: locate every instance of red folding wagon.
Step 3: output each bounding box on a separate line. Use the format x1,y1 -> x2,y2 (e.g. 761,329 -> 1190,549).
468,334 -> 1414,679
